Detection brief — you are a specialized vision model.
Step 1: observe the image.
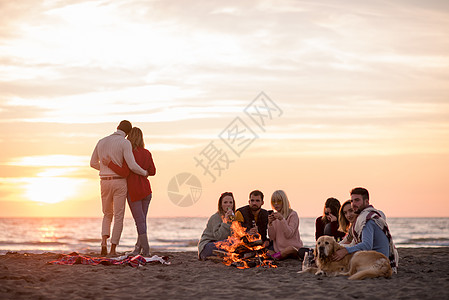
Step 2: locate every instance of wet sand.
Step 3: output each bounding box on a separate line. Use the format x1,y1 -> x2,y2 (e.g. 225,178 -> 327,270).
1,248 -> 448,299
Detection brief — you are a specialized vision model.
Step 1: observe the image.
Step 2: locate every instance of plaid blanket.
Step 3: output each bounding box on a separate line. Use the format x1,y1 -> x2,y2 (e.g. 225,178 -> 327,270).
47,252 -> 170,268
353,206 -> 399,273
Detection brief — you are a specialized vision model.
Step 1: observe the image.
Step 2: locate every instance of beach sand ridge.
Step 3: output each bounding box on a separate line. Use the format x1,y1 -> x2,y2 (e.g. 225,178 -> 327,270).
1,248 -> 448,299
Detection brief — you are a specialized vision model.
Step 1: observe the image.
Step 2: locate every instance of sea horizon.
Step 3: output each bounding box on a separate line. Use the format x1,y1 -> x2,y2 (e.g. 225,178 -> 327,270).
1,217 -> 448,255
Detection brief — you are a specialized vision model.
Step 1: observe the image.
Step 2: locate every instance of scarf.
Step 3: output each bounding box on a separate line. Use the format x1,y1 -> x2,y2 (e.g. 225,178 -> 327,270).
353,205 -> 399,273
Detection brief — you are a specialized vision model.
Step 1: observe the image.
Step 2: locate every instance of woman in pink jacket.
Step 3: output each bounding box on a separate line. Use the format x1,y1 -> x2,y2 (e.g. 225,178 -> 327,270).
267,190 -> 303,260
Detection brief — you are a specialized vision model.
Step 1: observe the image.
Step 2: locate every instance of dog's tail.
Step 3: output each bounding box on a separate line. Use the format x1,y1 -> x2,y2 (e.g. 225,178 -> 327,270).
348,259 -> 393,280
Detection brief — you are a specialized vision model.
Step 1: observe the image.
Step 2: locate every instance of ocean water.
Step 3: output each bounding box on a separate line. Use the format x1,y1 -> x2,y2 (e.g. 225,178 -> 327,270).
0,217 -> 448,254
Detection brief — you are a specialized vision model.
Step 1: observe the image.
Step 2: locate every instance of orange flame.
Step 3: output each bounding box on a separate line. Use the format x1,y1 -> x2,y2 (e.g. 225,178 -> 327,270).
215,221 -> 277,269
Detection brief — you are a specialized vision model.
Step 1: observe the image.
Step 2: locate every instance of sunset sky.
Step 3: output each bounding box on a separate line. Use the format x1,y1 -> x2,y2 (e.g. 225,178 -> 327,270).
1,0 -> 448,218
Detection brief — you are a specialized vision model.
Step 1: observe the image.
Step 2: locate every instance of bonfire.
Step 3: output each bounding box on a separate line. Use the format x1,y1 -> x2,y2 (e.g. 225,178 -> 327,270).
214,221 -> 277,269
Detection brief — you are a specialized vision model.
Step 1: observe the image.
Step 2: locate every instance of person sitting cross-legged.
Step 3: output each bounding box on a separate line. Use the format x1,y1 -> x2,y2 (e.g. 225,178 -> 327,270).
198,192 -> 236,260
267,190 -> 304,260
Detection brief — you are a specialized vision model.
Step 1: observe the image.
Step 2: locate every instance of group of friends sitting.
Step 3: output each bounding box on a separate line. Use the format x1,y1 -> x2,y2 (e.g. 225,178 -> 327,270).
198,187 -> 398,272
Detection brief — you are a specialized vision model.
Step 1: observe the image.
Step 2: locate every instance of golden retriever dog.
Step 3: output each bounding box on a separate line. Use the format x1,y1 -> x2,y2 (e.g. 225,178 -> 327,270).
303,235 -> 392,280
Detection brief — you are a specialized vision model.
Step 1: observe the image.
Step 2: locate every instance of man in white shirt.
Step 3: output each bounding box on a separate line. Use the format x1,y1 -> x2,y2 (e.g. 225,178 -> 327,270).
90,120 -> 148,256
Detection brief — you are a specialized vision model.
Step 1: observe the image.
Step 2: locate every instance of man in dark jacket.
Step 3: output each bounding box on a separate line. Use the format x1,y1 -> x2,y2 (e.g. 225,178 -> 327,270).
235,190 -> 270,247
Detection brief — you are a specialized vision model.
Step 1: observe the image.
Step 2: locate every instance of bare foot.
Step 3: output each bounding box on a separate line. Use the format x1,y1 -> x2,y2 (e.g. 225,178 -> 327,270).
109,244 -> 118,257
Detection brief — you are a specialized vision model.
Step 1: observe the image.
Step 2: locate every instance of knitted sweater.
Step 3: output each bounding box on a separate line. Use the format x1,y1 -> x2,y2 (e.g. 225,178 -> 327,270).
268,210 -> 303,252
108,147 -> 156,202
198,212 -> 232,258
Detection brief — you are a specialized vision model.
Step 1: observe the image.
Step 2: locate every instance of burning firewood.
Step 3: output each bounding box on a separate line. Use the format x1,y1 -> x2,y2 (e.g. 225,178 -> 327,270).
242,252 -> 256,259
231,259 -> 258,269
205,255 -> 226,263
212,250 -> 230,258
213,221 -> 277,269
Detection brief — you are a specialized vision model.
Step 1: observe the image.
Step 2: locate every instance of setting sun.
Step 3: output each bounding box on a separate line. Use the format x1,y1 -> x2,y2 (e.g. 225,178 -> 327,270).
4,155 -> 90,204
24,177 -> 84,204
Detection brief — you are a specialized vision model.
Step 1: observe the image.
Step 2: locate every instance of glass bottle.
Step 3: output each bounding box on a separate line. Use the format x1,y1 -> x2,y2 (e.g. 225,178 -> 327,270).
307,249 -> 314,266
302,251 -> 310,271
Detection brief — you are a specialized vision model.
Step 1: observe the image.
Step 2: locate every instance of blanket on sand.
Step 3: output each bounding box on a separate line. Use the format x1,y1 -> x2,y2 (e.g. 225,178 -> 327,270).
47,252 -> 170,268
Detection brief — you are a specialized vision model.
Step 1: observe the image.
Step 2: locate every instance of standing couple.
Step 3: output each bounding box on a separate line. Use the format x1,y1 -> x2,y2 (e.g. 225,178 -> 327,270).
90,120 -> 156,256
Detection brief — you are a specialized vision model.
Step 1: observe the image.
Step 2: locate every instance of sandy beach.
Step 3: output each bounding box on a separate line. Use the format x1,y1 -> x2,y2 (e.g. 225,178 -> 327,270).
1,247 -> 448,299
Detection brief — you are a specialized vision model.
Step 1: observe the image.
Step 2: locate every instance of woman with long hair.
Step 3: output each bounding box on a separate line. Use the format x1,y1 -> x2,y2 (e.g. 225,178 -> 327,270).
315,197 -> 346,242
338,199 -> 358,246
198,192 -> 236,260
267,190 -> 303,260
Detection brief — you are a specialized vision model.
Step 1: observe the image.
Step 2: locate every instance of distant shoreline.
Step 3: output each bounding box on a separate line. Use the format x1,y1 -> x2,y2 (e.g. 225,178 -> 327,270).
1,217 -> 448,254
1,216 -> 449,219
1,245 -> 449,256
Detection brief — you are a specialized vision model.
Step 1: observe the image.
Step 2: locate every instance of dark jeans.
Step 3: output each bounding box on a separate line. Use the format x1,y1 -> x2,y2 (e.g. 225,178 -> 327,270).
199,241 -> 219,260
127,193 -> 152,235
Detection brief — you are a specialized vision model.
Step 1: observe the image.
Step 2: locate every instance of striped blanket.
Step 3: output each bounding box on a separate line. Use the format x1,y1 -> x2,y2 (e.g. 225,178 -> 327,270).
47,252 -> 170,268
